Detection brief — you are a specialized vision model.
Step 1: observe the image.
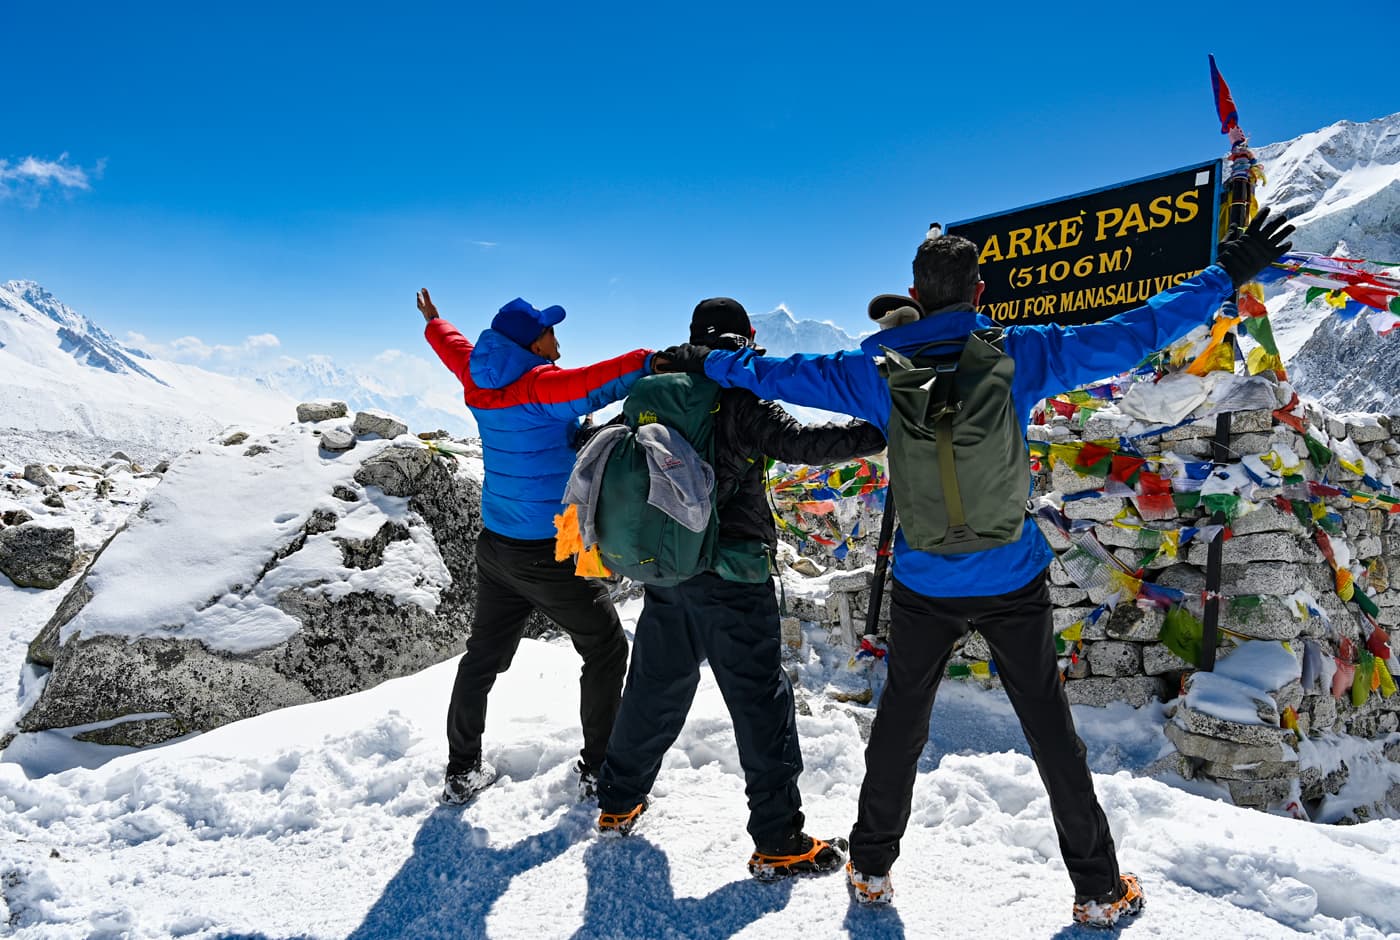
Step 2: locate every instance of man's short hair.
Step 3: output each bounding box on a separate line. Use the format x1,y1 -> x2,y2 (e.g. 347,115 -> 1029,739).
913,235 -> 981,312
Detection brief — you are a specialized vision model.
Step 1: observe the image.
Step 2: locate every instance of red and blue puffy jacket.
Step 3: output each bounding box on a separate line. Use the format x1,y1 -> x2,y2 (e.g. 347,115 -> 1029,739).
426,319 -> 652,539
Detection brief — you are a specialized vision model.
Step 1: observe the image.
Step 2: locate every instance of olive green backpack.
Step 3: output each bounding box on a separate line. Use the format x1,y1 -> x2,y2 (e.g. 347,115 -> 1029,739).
878,328 -> 1030,555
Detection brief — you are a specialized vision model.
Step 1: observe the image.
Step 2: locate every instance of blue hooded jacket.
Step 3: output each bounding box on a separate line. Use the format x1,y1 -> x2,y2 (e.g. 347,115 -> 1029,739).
701,265 -> 1234,597
427,319 -> 652,539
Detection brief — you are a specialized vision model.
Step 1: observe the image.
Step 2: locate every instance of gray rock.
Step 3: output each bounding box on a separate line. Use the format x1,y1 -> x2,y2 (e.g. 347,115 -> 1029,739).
1051,462 -> 1103,496
1163,721 -> 1290,764
354,444 -> 433,498
73,716 -> 189,748
1231,502 -> 1309,537
1065,658 -> 1091,679
332,484 -> 361,503
962,632 -> 991,662
0,523 -> 76,589
41,494 -> 64,509
108,451 -> 132,463
1230,409 -> 1275,433
1220,562 -> 1311,598
23,464 -> 56,488
1219,595 -> 1303,641
222,431 -> 249,446
1087,640 -> 1141,677
352,410 -> 409,440
1346,419 -> 1391,443
1062,497 -> 1124,524
1185,532 -> 1320,567
1274,680 -> 1305,715
828,569 -> 872,593
243,444 -> 272,458
1174,702 -> 1289,747
1105,605 -> 1163,642
1064,676 -> 1164,708
1200,758 -> 1299,781
1048,585 -> 1089,606
1142,643 -> 1193,676
296,400 -> 349,423
2,509 -> 34,527
1227,777 -> 1294,808
318,426 -> 356,452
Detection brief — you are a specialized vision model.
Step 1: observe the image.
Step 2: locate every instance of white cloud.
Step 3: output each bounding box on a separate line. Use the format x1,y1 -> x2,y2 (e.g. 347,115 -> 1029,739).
0,153 -> 95,203
471,240 -> 498,249
126,331 -> 284,367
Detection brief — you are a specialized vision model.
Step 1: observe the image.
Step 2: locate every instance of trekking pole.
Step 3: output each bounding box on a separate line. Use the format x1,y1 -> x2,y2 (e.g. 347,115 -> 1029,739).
864,489 -> 896,637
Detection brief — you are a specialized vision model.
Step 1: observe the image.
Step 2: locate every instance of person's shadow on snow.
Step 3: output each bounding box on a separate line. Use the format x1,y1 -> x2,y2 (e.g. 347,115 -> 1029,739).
347,804 -> 591,939
572,836 -> 794,940
842,895 -> 906,939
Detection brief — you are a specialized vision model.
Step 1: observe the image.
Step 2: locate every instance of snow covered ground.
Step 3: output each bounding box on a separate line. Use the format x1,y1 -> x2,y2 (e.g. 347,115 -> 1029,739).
4,595 -> 1400,938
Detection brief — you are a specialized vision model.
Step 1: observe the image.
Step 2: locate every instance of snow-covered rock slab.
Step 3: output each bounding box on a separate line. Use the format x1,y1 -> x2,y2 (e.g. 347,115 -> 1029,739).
13,425 -> 485,747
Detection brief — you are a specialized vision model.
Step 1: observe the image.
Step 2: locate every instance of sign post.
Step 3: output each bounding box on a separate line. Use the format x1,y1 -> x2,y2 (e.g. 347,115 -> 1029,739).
948,162 -> 1221,327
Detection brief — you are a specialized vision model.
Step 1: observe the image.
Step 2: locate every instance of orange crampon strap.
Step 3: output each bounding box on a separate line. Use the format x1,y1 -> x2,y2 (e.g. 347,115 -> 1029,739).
598,805 -> 644,828
750,837 -> 830,866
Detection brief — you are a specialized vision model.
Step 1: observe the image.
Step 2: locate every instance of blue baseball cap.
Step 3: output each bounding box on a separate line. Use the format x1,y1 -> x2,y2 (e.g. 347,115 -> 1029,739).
492,297 -> 567,349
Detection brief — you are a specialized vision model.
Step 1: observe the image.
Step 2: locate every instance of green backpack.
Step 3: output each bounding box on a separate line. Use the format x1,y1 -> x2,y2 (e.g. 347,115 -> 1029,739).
878,328 -> 1030,555
593,373 -> 723,586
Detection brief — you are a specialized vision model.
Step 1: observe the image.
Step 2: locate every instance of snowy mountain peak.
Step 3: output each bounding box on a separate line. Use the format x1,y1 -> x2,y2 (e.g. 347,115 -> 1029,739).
1256,111 -> 1400,260
1,279 -> 165,384
750,306 -> 867,357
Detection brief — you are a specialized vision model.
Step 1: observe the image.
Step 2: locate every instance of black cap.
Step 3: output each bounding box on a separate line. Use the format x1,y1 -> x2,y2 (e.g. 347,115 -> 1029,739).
690,297 -> 753,344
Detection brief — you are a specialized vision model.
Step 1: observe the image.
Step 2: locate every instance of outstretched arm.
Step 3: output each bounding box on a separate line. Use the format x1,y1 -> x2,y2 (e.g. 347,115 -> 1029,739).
520,349 -> 655,419
699,348 -> 886,427
734,395 -> 887,465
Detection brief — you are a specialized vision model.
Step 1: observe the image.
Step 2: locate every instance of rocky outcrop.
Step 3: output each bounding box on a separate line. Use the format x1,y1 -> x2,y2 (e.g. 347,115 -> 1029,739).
15,424 -> 489,748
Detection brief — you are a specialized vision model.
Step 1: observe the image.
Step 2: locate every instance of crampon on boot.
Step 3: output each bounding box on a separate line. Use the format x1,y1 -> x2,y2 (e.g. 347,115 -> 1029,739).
747,834 -> 848,881
845,861 -> 894,905
1072,873 -> 1144,928
597,800 -> 647,838
440,761 -> 497,805
574,760 -> 599,802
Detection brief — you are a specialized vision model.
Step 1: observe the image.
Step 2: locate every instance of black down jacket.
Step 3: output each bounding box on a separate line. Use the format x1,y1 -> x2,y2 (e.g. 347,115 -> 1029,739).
713,388 -> 886,549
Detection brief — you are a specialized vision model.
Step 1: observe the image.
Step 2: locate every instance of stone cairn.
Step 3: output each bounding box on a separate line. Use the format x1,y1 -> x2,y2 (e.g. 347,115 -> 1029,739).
776,396 -> 1400,815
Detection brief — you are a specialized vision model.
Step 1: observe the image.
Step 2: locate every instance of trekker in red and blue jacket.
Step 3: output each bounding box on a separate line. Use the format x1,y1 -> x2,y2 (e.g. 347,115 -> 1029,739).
419,288 -> 657,805
656,211 -> 1293,925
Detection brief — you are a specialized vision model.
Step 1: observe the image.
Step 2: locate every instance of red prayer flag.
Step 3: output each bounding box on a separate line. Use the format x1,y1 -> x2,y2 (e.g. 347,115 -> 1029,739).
1208,54 -> 1239,134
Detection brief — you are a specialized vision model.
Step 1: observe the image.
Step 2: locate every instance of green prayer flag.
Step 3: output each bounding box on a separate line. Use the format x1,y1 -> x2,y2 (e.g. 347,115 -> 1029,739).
1242,314 -> 1280,357
1304,435 -> 1333,468
1201,492 -> 1241,520
1307,287 -> 1328,305
1173,492 -> 1201,512
1161,606 -> 1205,667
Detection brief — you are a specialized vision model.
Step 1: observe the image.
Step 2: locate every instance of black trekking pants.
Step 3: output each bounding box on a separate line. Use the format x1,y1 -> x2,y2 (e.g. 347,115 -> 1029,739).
597,572 -> 804,848
445,528 -> 628,776
849,571 -> 1120,899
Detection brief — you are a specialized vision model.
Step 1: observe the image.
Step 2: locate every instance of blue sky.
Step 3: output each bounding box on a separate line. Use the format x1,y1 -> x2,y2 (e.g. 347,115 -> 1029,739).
4,0 -> 1397,372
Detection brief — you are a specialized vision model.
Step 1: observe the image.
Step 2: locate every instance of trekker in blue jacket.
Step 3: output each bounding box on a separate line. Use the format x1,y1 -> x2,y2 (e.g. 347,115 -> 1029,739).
656,210 -> 1293,926
420,288 -> 657,805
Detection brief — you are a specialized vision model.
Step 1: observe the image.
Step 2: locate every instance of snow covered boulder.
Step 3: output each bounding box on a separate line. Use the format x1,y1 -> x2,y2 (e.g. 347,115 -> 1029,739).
352,409 -> 409,440
296,400 -> 348,423
15,425 -> 486,747
0,521 -> 76,589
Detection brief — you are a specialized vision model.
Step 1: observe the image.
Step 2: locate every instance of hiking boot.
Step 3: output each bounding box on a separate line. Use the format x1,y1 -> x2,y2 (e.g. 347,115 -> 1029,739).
747,833 -> 848,881
597,799 -> 648,838
574,760 -> 599,802
440,761 -> 497,805
1072,873 -> 1144,928
846,861 -> 894,905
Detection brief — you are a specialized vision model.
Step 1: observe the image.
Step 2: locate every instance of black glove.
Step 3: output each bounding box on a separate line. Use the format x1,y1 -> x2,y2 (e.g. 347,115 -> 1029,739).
654,344 -> 712,374
1216,206 -> 1295,289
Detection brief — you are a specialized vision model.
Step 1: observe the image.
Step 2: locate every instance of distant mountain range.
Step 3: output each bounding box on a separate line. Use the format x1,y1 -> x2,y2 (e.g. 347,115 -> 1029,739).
1252,112 -> 1400,413
6,111 -> 1398,460
0,280 -> 476,463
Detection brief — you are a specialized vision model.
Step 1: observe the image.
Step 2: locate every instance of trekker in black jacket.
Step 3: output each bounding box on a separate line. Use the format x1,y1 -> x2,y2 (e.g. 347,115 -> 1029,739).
596,298 -> 886,881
